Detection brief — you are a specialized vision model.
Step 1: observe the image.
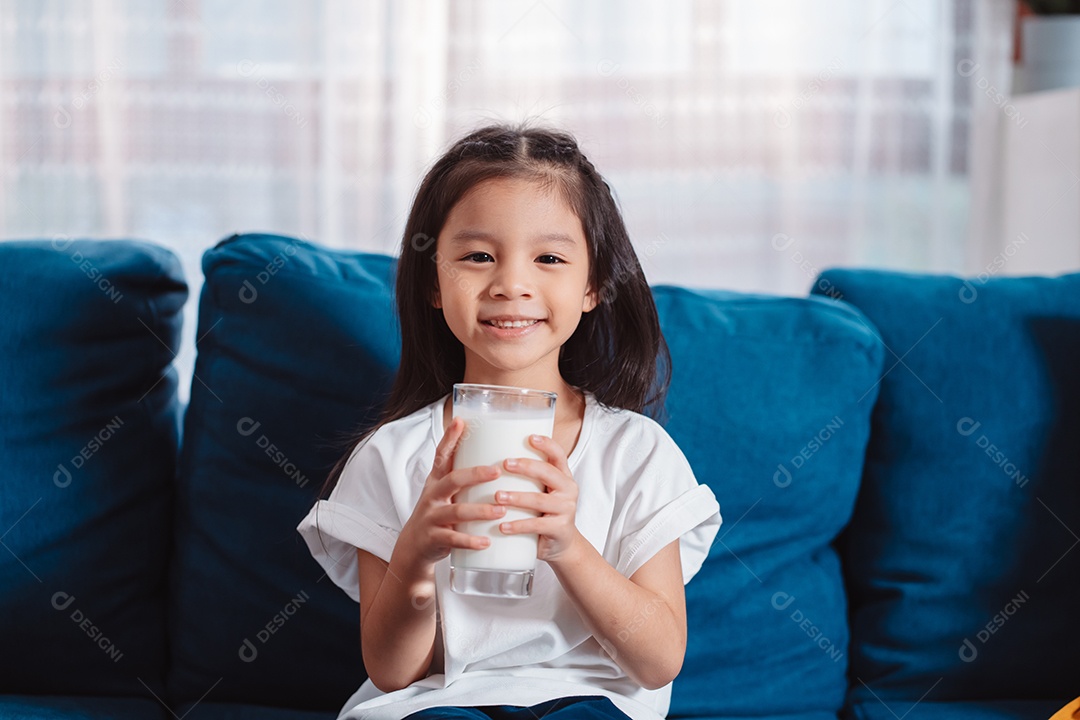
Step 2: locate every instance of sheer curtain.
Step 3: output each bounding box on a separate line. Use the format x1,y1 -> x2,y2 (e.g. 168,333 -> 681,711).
0,0 -> 1015,402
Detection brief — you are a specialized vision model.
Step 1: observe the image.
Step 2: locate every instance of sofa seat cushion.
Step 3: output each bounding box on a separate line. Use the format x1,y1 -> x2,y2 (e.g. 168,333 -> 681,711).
176,702 -> 336,720
0,240 -> 187,697
0,694 -> 167,718
847,699 -> 1068,720
675,715 -> 839,720
168,234 -> 397,709
812,269 -> 1080,704
653,287 -> 884,719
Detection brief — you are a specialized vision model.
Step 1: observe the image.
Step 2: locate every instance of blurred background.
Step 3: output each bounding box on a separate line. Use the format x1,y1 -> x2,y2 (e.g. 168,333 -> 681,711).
2,0 -> 1077,402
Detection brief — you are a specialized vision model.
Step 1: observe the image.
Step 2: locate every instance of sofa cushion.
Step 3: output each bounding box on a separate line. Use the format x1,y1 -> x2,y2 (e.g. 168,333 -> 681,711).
847,699 -> 1068,720
168,234 -> 397,709
653,287 -> 884,719
688,716 -> 841,720
0,239 -> 186,697
0,695 -> 169,719
812,269 -> 1080,704
177,702 -> 336,720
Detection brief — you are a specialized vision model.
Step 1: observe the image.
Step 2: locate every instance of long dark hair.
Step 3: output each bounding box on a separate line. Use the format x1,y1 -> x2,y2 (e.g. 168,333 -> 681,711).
319,121 -> 671,497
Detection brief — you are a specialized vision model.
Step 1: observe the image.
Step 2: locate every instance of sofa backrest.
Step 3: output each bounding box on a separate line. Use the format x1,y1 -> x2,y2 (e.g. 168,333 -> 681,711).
9,234 -> 1077,717
655,285 -> 883,718
0,239 -> 187,697
813,269 -> 1080,710
167,234 -> 397,710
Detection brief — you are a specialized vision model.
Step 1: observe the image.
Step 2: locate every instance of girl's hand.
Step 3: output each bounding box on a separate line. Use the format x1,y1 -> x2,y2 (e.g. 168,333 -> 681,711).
495,434 -> 582,564
396,416 -> 507,569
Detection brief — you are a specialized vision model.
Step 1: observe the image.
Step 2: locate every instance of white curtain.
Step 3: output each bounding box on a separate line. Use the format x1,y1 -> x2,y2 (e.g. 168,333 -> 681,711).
0,0 -> 1015,402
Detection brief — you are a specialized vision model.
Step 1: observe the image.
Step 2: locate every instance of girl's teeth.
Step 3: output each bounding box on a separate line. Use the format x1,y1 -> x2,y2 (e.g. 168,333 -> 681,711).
489,320 -> 538,328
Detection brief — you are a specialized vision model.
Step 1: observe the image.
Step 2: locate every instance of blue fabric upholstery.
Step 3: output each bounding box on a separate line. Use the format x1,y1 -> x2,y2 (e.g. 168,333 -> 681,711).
0,240 -> 186,697
653,287 -> 885,719
0,695 -> 169,719
167,234 -> 398,709
175,702 -> 337,720
683,717 -> 839,720
811,269 -> 1080,705
847,699 -> 1068,720
7,234 -> 1075,720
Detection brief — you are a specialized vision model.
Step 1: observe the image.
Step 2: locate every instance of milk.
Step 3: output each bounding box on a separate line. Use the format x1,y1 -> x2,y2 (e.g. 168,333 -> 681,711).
450,411 -> 554,573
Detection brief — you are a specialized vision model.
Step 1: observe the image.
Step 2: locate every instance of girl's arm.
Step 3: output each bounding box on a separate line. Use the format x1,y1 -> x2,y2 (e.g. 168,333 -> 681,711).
357,547 -> 437,693
496,434 -> 688,690
548,537 -> 687,690
358,416 -> 507,693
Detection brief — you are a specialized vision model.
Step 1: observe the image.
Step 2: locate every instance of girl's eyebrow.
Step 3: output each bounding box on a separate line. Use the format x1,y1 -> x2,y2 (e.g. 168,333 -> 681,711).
448,230 -> 577,248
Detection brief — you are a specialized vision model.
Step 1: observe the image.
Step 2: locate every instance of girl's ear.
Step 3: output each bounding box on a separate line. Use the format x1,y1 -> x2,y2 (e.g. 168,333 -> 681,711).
583,283 -> 600,313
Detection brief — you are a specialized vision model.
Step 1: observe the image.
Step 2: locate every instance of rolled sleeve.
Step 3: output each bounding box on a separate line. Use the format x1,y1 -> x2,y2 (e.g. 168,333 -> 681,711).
610,428 -> 722,584
295,432 -> 404,603
615,484 -> 721,583
296,499 -> 400,603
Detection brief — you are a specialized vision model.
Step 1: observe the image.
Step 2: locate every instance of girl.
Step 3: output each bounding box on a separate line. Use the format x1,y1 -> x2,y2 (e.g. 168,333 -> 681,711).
297,123 -> 721,720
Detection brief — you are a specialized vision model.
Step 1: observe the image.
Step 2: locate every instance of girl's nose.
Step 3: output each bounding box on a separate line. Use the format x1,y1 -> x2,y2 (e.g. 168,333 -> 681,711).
489,260 -> 534,298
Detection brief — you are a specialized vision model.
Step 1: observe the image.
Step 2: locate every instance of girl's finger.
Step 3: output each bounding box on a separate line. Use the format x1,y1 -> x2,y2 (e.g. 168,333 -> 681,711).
432,501 -> 506,525
504,457 -> 565,493
438,464 -> 500,502
437,528 -> 491,550
433,417 -> 463,474
499,519 -> 537,535
494,490 -> 554,514
527,434 -> 571,476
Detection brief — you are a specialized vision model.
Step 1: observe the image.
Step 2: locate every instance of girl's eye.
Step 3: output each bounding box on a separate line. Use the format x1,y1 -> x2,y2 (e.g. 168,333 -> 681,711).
461,253 -> 565,264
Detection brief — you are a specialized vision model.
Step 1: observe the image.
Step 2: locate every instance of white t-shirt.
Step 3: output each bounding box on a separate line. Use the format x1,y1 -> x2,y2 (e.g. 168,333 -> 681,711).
296,390 -> 722,720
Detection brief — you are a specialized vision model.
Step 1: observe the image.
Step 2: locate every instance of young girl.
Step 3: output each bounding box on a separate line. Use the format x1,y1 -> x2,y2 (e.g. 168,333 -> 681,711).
297,123 -> 721,720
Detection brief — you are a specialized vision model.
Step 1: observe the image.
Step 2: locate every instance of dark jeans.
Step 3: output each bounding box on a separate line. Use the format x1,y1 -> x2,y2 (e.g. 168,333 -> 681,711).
401,695 -> 632,719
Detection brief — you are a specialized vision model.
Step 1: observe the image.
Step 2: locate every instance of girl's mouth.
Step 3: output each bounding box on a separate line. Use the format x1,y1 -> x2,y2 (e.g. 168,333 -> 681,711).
481,319 -> 544,337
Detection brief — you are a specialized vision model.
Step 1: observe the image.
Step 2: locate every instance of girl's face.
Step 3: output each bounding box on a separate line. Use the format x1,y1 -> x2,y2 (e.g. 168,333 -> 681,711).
433,176 -> 598,389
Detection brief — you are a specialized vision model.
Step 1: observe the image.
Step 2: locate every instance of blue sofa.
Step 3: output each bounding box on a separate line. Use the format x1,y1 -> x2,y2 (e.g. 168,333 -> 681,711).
1,234 -> 1076,720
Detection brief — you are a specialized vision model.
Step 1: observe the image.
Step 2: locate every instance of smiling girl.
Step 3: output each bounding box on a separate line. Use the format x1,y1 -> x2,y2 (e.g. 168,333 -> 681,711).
298,123 -> 721,720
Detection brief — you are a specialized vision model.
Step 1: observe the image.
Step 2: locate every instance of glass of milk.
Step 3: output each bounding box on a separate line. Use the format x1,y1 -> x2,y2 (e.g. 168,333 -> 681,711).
449,383 -> 557,598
